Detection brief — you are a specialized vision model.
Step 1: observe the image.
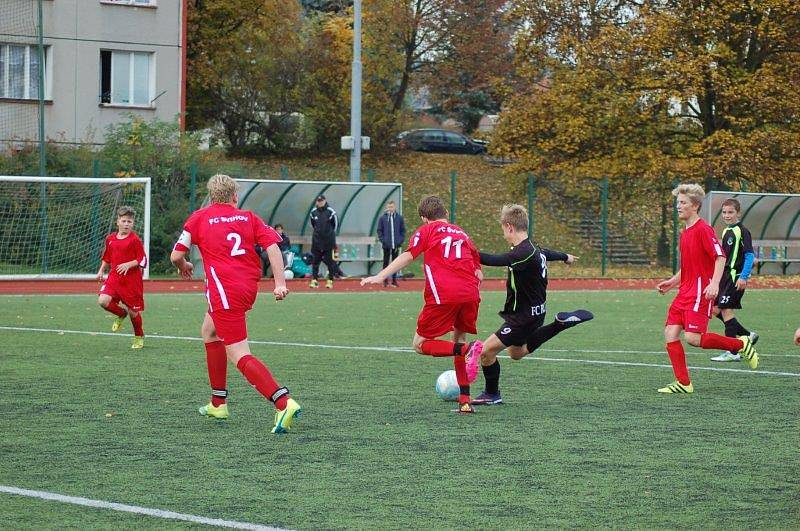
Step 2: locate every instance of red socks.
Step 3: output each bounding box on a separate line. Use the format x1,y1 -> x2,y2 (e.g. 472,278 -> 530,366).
700,333 -> 744,353
453,354 -> 470,404
236,354 -> 288,410
420,340 -> 467,357
103,301 -> 127,318
666,340 -> 691,385
205,341 -> 228,407
130,313 -> 144,337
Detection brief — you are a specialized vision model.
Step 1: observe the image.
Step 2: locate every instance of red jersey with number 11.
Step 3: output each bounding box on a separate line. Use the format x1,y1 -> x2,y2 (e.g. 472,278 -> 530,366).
173,203 -> 281,312
408,220 -> 481,304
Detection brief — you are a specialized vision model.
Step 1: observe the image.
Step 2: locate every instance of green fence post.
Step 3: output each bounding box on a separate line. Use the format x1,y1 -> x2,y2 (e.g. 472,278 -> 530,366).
671,179 -> 679,274
280,165 -> 289,180
92,159 -> 100,178
449,170 -> 457,222
527,174 -> 536,237
366,169 -> 375,182
600,177 -> 608,276
189,163 -> 197,213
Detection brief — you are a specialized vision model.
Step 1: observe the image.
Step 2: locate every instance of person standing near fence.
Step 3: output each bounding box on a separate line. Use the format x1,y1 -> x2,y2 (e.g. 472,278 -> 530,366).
376,200 -> 406,287
309,195 -> 342,288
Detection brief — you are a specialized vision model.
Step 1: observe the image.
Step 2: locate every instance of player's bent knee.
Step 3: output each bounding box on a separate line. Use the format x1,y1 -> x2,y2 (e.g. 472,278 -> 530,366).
508,346 -> 527,360
684,332 -> 702,347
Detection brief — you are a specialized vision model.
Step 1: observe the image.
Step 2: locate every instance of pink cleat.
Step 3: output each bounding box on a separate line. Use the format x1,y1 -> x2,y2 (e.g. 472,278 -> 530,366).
465,340 -> 483,383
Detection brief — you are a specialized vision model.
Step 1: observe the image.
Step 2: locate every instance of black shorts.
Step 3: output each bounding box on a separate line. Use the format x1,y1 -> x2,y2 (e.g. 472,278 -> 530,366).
716,274 -> 745,309
495,315 -> 546,347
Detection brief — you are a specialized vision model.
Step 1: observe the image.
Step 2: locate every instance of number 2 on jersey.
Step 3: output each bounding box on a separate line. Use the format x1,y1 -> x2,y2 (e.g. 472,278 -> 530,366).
441,236 -> 464,259
227,232 -> 246,256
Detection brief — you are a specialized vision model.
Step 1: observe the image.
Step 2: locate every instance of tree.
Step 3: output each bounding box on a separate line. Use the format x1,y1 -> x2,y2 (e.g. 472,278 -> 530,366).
494,0 -> 800,192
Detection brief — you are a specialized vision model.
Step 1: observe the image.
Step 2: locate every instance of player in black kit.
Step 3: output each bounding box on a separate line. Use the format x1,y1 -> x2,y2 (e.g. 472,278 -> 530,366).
472,204 -> 594,405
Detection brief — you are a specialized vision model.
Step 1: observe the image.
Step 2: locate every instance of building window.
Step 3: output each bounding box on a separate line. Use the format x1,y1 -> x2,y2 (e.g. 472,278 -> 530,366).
101,0 -> 157,6
0,44 -> 48,100
100,50 -> 154,107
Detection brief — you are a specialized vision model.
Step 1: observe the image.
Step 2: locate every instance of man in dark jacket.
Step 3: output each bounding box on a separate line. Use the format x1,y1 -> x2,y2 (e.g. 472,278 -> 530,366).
376,200 -> 405,287
309,195 -> 341,288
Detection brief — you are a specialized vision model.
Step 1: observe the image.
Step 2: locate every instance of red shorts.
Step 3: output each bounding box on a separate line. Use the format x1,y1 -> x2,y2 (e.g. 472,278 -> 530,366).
665,302 -> 711,334
99,282 -> 144,312
416,301 -> 479,339
209,309 -> 248,345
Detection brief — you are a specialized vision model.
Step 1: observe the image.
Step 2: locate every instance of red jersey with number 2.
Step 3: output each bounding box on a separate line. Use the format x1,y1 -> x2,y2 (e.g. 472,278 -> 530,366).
173,203 -> 281,312
407,220 -> 481,304
673,218 -> 725,312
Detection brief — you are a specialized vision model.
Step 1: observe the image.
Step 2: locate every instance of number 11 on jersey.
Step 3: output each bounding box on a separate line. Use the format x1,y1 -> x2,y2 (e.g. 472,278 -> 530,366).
441,236 -> 464,259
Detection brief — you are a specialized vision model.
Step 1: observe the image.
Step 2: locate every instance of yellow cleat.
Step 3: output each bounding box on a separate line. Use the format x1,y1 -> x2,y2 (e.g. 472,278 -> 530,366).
131,336 -> 144,349
309,279 -> 319,288
658,381 -> 694,394
325,279 -> 334,289
737,335 -> 759,370
198,402 -> 229,419
111,316 -> 124,332
272,398 -> 302,434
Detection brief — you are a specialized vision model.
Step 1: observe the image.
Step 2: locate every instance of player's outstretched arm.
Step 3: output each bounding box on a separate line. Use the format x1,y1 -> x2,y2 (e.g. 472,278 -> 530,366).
656,270 -> 681,294
479,251 -> 513,267
361,251 -> 414,285
541,248 -> 578,264
170,249 -> 194,279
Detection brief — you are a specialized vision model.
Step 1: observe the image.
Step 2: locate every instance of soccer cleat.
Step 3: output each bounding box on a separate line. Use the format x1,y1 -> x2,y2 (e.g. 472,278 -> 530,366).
657,381 -> 694,394
131,336 -> 144,349
111,316 -> 125,332
749,331 -> 759,345
272,398 -> 302,434
737,335 -> 759,370
465,340 -> 483,383
198,402 -> 229,419
471,392 -> 503,405
556,309 -> 594,328
326,279 -> 334,289
711,351 -> 741,362
457,401 -> 476,414
390,280 -> 399,287
309,279 -> 319,288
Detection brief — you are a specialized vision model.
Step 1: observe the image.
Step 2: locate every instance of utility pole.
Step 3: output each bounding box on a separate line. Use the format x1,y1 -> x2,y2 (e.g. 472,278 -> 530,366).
349,0 -> 362,182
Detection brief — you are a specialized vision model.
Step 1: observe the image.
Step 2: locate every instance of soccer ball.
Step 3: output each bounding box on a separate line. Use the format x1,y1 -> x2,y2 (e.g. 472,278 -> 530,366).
284,269 -> 294,280
435,370 -> 459,401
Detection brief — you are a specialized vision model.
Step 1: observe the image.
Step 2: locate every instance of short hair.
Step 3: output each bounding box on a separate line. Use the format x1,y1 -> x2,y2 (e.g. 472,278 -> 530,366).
500,204 -> 528,231
207,174 -> 239,204
117,206 -> 136,218
418,195 -> 447,220
721,198 -> 741,212
274,223 -> 284,230
672,183 -> 705,206
387,200 -> 395,206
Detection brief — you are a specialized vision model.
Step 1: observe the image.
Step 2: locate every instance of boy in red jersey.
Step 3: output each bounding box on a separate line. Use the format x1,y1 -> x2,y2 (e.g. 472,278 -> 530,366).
96,206 -> 147,349
361,195 -> 484,413
170,174 -> 301,434
655,184 -> 759,394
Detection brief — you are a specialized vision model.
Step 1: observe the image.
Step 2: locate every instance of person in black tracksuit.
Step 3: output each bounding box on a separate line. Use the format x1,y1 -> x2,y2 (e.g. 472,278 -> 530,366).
471,204 -> 594,405
309,195 -> 342,287
376,200 -> 406,287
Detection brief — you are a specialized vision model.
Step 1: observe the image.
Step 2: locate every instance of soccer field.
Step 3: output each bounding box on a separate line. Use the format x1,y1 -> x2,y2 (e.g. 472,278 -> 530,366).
1,289 -> 799,529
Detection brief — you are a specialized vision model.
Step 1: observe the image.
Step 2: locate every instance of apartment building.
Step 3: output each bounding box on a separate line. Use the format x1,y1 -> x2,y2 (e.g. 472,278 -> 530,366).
0,0 -> 185,145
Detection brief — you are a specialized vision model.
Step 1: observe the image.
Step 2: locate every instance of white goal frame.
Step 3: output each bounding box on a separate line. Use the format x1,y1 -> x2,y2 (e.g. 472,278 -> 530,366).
0,176 -> 151,280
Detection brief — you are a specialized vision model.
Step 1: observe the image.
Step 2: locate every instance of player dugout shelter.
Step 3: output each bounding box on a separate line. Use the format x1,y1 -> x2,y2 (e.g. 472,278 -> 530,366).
195,179 -> 403,277
701,191 -> 800,275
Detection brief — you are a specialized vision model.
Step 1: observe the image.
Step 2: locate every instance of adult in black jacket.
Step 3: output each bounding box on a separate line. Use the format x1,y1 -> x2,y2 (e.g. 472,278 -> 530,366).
308,195 -> 342,288
376,200 -> 406,287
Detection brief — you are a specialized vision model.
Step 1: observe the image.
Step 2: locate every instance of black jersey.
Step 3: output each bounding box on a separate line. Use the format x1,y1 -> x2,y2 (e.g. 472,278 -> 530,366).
720,222 -> 753,281
480,240 -> 567,323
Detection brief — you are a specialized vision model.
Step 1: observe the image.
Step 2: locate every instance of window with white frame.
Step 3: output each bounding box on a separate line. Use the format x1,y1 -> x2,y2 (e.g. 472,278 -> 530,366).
0,44 -> 48,100
100,50 -> 154,106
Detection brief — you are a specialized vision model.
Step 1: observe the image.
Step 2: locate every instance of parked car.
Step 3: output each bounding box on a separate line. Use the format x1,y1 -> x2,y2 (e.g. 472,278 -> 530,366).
395,129 -> 487,155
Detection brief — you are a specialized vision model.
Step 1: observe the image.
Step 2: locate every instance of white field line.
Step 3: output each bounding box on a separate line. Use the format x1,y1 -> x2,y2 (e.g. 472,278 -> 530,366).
1,325 -> 799,377
0,485 -> 285,530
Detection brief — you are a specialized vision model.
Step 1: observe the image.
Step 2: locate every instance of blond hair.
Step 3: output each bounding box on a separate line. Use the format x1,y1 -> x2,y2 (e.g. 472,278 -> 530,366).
672,183 -> 705,206
116,205 -> 136,218
500,204 -> 528,231
207,174 -> 239,204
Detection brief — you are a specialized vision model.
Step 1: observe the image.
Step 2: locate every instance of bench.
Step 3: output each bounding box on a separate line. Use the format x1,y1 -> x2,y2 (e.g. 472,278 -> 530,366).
288,235 -> 384,274
753,239 -> 800,274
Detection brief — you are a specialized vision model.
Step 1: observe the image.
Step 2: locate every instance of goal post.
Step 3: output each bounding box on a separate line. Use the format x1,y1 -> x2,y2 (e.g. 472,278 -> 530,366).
0,176 -> 151,279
